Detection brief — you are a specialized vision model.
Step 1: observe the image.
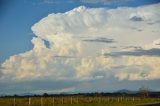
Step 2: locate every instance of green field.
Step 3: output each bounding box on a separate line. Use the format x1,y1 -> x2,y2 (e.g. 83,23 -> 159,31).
0,96 -> 160,106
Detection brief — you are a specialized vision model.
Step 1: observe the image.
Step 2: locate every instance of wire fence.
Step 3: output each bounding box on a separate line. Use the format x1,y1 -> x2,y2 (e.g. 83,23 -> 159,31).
0,96 -> 160,106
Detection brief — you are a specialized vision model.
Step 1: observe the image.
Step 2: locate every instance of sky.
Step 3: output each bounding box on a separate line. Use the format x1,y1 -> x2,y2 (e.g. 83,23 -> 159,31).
0,0 -> 160,95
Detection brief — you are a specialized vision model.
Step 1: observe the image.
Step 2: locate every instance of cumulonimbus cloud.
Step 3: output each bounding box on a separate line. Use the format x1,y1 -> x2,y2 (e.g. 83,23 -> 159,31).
0,3 -> 160,82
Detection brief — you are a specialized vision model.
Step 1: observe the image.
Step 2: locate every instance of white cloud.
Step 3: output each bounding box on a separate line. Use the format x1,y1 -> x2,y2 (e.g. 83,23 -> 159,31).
0,3 -> 160,82
144,39 -> 160,49
33,87 -> 76,94
115,56 -> 160,80
75,56 -> 113,80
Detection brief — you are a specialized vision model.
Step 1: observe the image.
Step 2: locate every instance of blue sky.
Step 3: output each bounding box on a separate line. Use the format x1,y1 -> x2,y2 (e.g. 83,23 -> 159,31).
0,0 -> 160,94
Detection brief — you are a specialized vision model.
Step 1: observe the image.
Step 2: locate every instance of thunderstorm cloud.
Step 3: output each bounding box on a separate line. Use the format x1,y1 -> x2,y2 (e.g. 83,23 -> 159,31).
0,3 -> 160,88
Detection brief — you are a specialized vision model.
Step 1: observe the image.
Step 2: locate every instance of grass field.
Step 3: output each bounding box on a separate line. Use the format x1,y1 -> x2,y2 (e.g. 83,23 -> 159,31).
0,96 -> 160,106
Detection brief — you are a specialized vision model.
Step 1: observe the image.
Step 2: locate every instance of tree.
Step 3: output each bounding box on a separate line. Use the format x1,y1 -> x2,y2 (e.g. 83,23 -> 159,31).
43,93 -> 49,97
139,85 -> 149,98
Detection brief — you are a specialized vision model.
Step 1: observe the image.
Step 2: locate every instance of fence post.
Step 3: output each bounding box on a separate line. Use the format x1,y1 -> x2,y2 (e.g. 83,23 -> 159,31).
52,97 -> 54,106
77,97 -> 79,104
41,97 -> 43,106
71,97 -> 72,104
62,97 -> 63,104
28,97 -> 31,106
13,98 -> 16,106
99,97 -> 101,103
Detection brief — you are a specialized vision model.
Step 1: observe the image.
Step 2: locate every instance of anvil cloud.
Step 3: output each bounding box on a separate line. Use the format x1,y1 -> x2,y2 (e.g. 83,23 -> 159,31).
0,3 -> 160,83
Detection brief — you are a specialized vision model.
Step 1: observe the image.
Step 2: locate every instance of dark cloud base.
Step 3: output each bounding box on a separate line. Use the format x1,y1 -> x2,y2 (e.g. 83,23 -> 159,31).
105,48 -> 160,57
82,37 -> 115,43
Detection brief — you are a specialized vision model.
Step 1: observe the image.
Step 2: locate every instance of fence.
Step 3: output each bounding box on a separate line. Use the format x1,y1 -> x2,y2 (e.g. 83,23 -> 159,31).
0,96 -> 159,106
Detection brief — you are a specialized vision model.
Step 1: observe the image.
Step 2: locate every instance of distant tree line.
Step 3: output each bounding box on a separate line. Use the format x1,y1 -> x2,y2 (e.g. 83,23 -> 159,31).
1,91 -> 160,98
